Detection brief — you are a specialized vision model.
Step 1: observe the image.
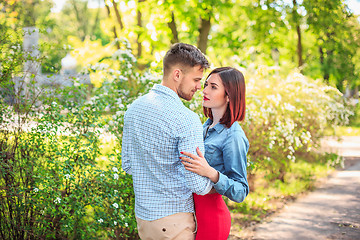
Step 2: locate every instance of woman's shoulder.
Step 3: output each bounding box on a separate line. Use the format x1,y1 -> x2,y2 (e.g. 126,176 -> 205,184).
226,122 -> 248,142
228,121 -> 244,132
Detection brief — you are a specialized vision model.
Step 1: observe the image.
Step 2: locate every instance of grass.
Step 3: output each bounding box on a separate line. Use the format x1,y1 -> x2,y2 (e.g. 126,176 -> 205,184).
333,126 -> 360,136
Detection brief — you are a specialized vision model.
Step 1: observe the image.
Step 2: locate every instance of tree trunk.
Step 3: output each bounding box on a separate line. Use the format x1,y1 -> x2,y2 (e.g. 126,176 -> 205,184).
293,0 -> 303,68
197,16 -> 211,54
168,11 -> 179,44
70,0 -> 87,41
296,25 -> 303,67
136,0 -> 145,58
319,46 -> 324,65
319,46 -> 330,82
104,3 -> 120,49
91,0 -> 101,37
137,10 -> 142,58
112,0 -> 124,30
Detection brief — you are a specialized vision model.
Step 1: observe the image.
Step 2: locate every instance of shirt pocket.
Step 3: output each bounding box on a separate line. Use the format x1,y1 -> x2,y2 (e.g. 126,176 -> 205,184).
204,145 -> 222,168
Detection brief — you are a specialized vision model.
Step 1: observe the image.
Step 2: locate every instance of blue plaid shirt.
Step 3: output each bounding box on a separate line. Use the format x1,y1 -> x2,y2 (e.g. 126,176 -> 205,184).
122,84 -> 212,221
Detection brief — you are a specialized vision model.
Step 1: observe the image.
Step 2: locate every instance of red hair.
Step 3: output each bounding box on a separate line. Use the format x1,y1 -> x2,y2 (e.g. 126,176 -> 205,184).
203,67 -> 246,128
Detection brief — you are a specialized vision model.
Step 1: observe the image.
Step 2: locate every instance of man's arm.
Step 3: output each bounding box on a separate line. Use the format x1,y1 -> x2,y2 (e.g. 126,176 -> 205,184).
178,115 -> 212,195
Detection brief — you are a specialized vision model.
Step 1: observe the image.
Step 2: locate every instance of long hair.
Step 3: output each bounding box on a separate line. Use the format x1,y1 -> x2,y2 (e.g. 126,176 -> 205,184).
203,67 -> 246,128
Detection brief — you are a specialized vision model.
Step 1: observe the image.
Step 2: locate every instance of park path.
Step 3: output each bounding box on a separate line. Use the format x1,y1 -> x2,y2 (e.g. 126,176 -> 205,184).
231,136 -> 360,240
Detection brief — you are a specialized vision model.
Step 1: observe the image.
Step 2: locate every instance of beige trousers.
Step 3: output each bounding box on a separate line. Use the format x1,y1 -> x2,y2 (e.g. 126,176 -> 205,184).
136,212 -> 196,240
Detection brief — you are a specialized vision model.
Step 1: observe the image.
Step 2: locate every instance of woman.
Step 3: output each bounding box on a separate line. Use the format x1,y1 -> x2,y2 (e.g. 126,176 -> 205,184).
180,67 -> 249,240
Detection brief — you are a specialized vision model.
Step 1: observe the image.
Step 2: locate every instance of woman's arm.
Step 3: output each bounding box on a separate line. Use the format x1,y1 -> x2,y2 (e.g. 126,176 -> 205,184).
213,131 -> 249,203
181,131 -> 250,203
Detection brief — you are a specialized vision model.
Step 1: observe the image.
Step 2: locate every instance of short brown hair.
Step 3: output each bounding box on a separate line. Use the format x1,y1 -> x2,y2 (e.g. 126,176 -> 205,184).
203,67 -> 246,128
163,43 -> 209,76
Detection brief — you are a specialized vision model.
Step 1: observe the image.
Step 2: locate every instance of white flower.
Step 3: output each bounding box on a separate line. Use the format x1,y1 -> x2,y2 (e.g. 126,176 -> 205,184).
33,187 -> 39,193
113,203 -> 119,208
98,218 -> 104,223
54,197 -> 61,204
114,221 -> 117,226
64,174 -> 70,179
112,167 -> 118,172
114,173 -> 119,180
40,207 -> 46,215
125,222 -> 128,227
114,190 -> 118,194
100,173 -> 105,177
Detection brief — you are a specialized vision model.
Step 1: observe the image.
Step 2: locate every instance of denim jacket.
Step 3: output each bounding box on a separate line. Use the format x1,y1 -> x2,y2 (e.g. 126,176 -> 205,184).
203,119 -> 249,203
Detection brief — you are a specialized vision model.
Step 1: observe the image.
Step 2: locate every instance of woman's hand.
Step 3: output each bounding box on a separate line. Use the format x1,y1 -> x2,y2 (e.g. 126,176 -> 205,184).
180,147 -> 219,183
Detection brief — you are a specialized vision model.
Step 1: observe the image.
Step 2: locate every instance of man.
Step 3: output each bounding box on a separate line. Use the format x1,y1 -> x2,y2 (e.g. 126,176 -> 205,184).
122,43 -> 212,240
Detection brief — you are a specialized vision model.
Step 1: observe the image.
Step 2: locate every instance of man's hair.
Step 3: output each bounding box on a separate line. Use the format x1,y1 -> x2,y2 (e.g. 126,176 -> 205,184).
163,43 -> 209,76
203,67 -> 246,128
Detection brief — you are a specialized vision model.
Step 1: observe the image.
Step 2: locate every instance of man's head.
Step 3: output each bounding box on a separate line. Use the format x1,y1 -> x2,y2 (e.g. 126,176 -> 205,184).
162,43 -> 209,101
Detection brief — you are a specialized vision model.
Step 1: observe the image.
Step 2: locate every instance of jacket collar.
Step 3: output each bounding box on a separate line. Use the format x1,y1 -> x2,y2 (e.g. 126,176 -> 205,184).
204,118 -> 226,133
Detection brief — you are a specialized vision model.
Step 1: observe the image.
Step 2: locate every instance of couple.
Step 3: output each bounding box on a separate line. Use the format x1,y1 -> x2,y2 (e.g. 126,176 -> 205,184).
122,43 -> 249,240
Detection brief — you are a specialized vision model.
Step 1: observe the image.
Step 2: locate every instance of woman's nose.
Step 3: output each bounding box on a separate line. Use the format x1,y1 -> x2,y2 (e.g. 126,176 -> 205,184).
203,86 -> 208,94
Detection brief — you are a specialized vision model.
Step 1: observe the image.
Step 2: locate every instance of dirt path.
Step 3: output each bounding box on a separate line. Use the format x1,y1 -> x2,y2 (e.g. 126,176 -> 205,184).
230,136 -> 360,240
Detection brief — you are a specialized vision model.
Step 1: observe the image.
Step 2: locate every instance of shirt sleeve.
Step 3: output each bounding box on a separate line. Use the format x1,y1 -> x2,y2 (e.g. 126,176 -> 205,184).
178,114 -> 212,195
121,112 -> 132,175
213,130 -> 249,202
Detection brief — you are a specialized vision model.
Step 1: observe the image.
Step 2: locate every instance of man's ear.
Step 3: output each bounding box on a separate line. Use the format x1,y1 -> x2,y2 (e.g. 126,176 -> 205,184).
172,69 -> 182,82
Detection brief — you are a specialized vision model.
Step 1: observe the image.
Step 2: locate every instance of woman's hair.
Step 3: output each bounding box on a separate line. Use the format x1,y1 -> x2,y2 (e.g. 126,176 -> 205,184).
203,67 -> 246,128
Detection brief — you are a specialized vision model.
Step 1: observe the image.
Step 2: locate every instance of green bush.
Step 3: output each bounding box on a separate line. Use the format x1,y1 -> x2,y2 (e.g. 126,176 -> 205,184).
243,67 -> 352,183
0,90 -> 138,239
0,34 -> 142,238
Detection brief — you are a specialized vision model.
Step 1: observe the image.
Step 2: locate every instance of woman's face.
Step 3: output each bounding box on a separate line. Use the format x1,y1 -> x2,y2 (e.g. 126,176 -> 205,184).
202,73 -> 229,111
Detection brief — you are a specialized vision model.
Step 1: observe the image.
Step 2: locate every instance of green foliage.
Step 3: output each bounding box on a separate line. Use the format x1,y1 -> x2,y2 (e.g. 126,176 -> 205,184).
0,42 -> 147,239
243,67 -> 352,181
0,87 -> 139,239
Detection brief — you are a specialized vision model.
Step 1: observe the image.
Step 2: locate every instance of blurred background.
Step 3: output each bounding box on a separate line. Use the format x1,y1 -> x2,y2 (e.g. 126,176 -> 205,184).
0,0 -> 359,239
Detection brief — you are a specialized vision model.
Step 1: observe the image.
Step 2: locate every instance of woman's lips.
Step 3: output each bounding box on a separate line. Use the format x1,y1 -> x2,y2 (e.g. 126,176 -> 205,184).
203,96 -> 209,101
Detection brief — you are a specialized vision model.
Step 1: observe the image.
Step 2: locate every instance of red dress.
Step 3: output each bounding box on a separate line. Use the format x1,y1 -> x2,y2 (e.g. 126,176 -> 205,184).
193,193 -> 231,240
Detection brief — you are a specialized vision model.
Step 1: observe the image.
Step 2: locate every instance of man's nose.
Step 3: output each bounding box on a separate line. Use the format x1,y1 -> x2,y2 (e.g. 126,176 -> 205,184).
196,82 -> 202,90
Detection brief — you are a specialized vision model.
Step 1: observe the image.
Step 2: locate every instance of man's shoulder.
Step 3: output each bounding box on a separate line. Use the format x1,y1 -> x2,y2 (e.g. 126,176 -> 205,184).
125,92 -> 154,111
182,108 -> 201,122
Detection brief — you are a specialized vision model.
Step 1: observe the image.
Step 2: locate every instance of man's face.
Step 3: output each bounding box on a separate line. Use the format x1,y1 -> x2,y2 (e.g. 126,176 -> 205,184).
177,66 -> 204,101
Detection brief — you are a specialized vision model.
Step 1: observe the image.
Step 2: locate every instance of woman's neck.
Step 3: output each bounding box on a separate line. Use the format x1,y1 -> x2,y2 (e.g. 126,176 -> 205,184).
210,108 -> 226,127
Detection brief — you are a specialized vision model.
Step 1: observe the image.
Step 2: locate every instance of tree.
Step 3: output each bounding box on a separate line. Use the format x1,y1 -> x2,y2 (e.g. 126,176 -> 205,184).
291,0 -> 303,68
304,0 -> 360,91
62,0 -> 106,41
